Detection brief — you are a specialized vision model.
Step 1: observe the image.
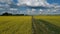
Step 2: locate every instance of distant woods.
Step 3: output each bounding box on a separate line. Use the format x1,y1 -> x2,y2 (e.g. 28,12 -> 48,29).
0,12 -> 28,16
0,12 -> 60,16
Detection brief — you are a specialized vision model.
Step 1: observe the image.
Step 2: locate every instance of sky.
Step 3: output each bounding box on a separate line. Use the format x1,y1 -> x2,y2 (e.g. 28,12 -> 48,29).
0,0 -> 60,15
14,0 -> 60,5
13,0 -> 60,4
47,0 -> 60,4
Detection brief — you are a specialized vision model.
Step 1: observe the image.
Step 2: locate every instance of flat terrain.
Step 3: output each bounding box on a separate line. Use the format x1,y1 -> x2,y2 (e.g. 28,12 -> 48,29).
0,16 -> 32,34
34,16 -> 60,26
0,16 -> 60,34
33,16 -> 60,34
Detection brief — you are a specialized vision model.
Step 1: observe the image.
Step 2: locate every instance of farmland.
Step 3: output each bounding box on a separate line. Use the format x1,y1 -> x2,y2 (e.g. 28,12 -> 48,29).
34,16 -> 60,26
33,16 -> 60,34
0,16 -> 32,34
0,16 -> 60,34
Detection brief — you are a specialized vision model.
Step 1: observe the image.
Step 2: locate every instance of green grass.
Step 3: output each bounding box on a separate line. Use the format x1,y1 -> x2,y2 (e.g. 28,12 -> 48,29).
0,16 -> 32,34
0,16 -> 60,34
33,16 -> 60,34
34,16 -> 60,26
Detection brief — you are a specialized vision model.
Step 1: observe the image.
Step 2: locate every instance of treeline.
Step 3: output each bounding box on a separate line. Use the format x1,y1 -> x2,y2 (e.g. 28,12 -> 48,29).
39,14 -> 60,16
0,12 -> 29,16
0,12 -> 60,16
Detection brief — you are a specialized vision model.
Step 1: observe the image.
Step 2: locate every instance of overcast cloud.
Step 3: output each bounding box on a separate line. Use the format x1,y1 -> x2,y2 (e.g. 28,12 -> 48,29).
17,0 -> 50,6
0,0 -> 60,15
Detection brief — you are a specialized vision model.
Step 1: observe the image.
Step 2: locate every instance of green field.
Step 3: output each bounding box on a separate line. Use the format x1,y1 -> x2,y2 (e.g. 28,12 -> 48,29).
34,16 -> 60,26
0,16 -> 60,34
33,16 -> 60,34
0,16 -> 32,34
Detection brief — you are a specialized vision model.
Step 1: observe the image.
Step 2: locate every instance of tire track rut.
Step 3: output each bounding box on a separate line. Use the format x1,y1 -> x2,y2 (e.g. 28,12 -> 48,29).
32,16 -> 60,34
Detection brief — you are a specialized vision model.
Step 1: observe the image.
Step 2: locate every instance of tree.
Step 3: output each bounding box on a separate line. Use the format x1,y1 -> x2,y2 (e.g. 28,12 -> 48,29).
2,12 -> 12,16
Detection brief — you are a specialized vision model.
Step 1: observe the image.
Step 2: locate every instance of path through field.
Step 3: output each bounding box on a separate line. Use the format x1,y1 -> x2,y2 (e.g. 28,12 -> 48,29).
32,17 -> 60,34
0,16 -> 60,34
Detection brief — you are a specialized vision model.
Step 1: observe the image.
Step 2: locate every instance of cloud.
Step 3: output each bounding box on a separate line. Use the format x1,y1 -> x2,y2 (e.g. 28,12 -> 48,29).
39,9 -> 43,11
17,0 -> 50,6
0,0 -> 60,15
10,8 -> 18,10
0,0 -> 12,4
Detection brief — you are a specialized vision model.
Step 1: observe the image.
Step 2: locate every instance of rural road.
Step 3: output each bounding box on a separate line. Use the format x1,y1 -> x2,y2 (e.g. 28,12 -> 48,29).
32,16 -> 60,34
